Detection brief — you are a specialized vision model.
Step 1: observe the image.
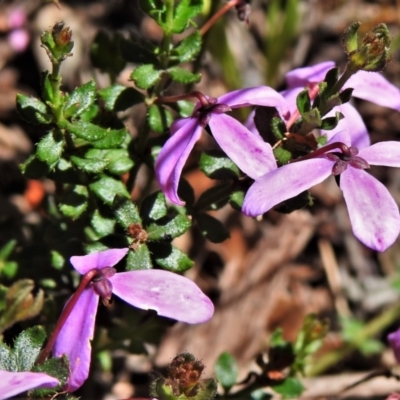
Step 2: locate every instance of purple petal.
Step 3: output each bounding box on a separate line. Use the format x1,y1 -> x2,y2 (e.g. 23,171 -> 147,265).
209,114 -> 277,179
53,288 -> 99,392
285,61 -> 335,88
359,141 -> 400,167
326,129 -> 352,147
217,86 -> 290,117
344,71 -> 400,111
340,168 -> 400,251
322,104 -> 370,148
0,371 -> 59,400
155,117 -> 202,205
280,87 -> 302,115
242,158 -> 333,216
388,327 -> 400,363
70,248 -> 129,275
111,270 -> 214,324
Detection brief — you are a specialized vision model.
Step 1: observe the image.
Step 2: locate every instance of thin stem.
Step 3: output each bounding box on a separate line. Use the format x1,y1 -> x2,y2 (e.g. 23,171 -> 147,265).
307,302 -> 400,376
200,0 -> 239,36
330,64 -> 357,95
289,142 -> 351,164
286,83 -> 320,130
156,91 -> 210,107
36,269 -> 99,364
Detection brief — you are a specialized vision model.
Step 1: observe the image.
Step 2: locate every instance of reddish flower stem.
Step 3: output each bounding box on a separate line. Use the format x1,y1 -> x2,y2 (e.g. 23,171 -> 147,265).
289,142 -> 351,164
200,0 -> 240,36
36,269 -> 99,365
156,91 -> 210,107
286,83 -> 320,130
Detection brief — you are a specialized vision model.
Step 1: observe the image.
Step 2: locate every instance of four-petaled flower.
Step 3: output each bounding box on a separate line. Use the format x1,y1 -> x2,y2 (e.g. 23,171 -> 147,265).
0,370 -> 59,400
281,61 -> 400,148
155,87 -> 290,205
53,248 -> 214,392
242,130 -> 400,252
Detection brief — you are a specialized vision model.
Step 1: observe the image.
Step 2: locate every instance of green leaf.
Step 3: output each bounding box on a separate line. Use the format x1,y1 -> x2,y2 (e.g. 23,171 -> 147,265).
342,22 -> 360,54
0,280 -> 44,334
20,155 -> 50,179
36,130 -> 64,166
214,352 -> 238,392
16,94 -> 53,125
90,30 -> 126,77
112,195 -> 142,228
131,64 -> 162,90
271,116 -> 286,140
229,189 -> 244,211
199,150 -> 240,180
59,184 -> 89,219
90,176 -> 129,204
172,31 -> 202,63
125,245 -> 153,270
63,80 -> 97,118
91,209 -> 116,237
84,149 -> 133,173
13,326 -> 46,371
108,155 -> 134,175
91,128 -> 128,149
177,100 -> 195,118
67,121 -> 110,141
296,89 -> 311,116
272,377 -> 305,398
141,191 -> 168,222
99,85 -> 144,112
273,147 -> 292,164
147,213 -> 191,241
50,250 -> 65,270
320,112 -> 344,130
32,356 -> 69,396
150,243 -> 194,272
0,341 -> 13,370
70,155 -> 108,173
148,104 -> 174,133
172,0 -> 203,34
323,67 -> 340,90
196,213 -> 229,243
167,66 -> 201,84
41,71 -> 54,104
194,183 -> 232,212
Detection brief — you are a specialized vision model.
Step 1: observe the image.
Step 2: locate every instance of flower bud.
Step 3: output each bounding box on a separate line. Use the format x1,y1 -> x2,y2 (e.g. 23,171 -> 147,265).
150,353 -> 218,399
343,22 -> 391,72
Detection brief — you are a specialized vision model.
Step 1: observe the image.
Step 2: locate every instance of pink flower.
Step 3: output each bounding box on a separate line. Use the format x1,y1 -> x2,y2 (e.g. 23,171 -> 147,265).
155,87 -> 289,205
242,130 -> 400,251
53,248 -> 214,391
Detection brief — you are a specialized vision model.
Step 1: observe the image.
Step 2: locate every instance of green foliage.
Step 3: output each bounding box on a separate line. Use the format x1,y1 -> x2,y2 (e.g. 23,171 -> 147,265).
271,377 -> 305,398
167,66 -> 201,84
131,64 -> 162,90
16,95 -> 53,125
148,104 -> 174,133
0,326 -> 46,371
340,316 -> 384,356
214,352 -> 238,392
172,31 -> 202,63
199,150 -> 240,180
99,85 -> 144,112
0,280 -> 44,334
